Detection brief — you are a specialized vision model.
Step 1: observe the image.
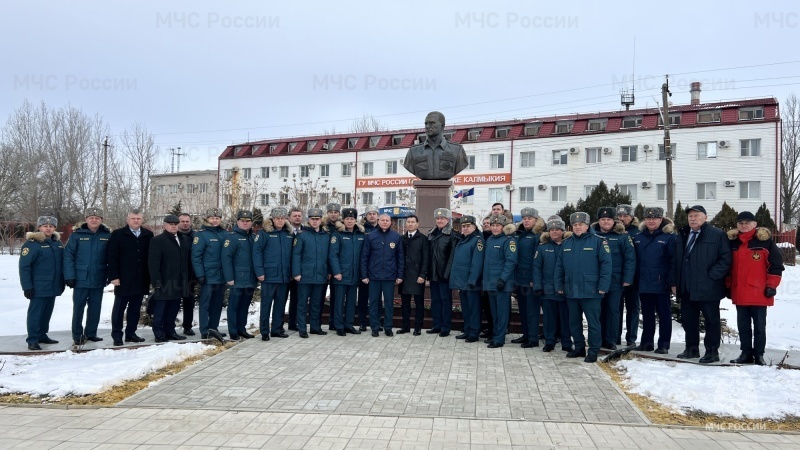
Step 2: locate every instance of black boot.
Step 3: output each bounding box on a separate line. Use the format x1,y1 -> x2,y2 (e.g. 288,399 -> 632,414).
754,354 -> 767,366
699,348 -> 720,364
730,351 -> 754,365
677,346 -> 700,359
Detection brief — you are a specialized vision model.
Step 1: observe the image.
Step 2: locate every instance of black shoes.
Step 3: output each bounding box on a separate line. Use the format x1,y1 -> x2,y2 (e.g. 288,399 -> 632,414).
635,344 -> 655,352
73,337 -> 86,346
261,335 -> 270,341
310,330 -> 327,335
511,337 -> 526,344
677,346 -> 700,359
299,331 -> 309,338
566,348 -> 587,358
413,329 -> 421,336
654,348 -> 669,355
754,354 -> 766,366
288,326 -> 299,331
396,329 -> 410,334
426,329 -> 441,334
28,343 -> 42,351
699,351 -> 720,364
455,333 -> 468,340
731,352 -> 754,364
337,330 -> 346,336
562,346 -> 574,352
113,340 -> 124,346
521,341 -> 539,348
39,337 -> 59,344
487,342 -> 504,348
345,327 -> 361,335
438,331 -> 450,337
465,337 -> 478,343
86,336 -> 103,342
359,325 -> 368,332
584,353 -> 598,363
240,331 -> 255,339
125,335 -> 146,343
542,344 -> 555,352
207,329 -> 225,342
167,334 -> 187,341
155,337 -> 169,343
602,343 -> 618,351
371,330 -> 380,337
270,332 -> 290,338
184,329 -> 195,336
385,330 -> 394,337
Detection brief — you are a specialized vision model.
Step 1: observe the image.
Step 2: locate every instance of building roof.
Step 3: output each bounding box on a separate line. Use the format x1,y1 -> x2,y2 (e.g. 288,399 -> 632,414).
150,169 -> 218,178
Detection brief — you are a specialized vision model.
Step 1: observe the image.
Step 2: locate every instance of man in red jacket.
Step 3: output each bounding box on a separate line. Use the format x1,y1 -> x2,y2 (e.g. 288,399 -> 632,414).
726,211 -> 784,365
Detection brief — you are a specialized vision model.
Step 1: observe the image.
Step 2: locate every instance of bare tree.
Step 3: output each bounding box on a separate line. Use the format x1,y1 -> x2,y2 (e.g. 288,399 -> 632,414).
349,113 -> 388,133
120,123 -> 157,210
781,93 -> 800,227
2,100 -> 48,221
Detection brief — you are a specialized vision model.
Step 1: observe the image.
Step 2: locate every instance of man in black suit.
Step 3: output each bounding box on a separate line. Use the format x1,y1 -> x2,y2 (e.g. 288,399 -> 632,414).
148,215 -> 191,342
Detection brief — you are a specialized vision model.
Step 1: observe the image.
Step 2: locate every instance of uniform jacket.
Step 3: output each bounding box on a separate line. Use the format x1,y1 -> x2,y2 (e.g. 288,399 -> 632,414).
623,217 -> 641,239
513,218 -> 545,287
148,231 -> 191,300
633,218 -> 676,294
555,230 -> 613,299
482,224 -> 518,293
107,226 -> 153,296
532,232 -> 572,301
292,224 -> 331,285
403,139 -> 469,180
191,223 -> 228,285
63,223 -> 111,289
360,227 -> 404,281
221,226 -> 257,288
670,222 -> 731,302
19,231 -> 65,297
427,223 -> 458,282
400,230 -> 430,295
726,227 -> 784,307
253,220 -> 294,284
447,229 -> 484,291
592,222 -> 636,291
359,218 -> 379,234
329,222 -> 366,286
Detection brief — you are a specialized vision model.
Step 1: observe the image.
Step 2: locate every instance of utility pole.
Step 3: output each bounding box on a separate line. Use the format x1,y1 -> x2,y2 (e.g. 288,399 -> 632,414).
103,136 -> 109,214
662,76 -> 674,218
170,147 -> 185,173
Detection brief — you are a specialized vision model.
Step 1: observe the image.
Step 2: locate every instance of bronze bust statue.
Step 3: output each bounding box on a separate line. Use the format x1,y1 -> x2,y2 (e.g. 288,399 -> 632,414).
403,111 -> 469,180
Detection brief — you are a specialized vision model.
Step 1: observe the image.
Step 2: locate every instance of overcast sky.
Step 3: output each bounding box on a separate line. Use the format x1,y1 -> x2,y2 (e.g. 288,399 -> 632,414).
2,0 -> 798,171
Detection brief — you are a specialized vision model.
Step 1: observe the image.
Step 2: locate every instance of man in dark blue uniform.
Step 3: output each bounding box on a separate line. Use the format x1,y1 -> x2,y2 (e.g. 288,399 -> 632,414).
356,205 -> 380,331
616,204 -> 641,346
513,207 -> 545,348
482,215 -> 517,348
253,207 -> 294,341
361,214 -> 404,337
221,210 -> 257,340
446,215 -> 484,342
292,208 -> 331,338
285,207 -> 304,331
322,203 -> 342,329
192,208 -> 228,340
328,208 -> 365,335
533,217 -> 573,352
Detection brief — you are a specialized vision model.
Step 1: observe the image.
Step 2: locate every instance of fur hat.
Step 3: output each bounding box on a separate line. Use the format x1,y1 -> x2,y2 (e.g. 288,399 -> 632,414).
270,207 -> 288,218
547,218 -> 566,231
84,207 -> 103,218
570,212 -> 591,225
341,208 -> 358,219
236,210 -> 253,220
307,208 -> 324,218
460,215 -> 477,226
326,203 -> 341,212
643,207 -> 664,219
434,208 -> 451,219
206,207 -> 223,218
364,205 -> 379,213
520,207 -> 539,218
37,216 -> 58,228
616,204 -> 633,217
597,207 -> 616,220
489,215 -> 509,226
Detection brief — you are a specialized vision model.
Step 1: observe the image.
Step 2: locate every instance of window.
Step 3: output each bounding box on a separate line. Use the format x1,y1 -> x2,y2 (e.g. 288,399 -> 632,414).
318,193 -> 328,206
740,139 -> 761,157
250,145 -> 259,154
199,183 -> 208,193
186,183 -> 196,194
443,131 -> 455,141
386,160 -> 398,174
659,143 -> 676,161
519,187 -> 535,202
523,123 -> 541,136
157,185 -> 165,194
341,192 -> 352,205
488,188 -> 504,203
242,168 -> 251,179
319,164 -> 330,177
341,163 -> 352,177
585,147 -> 602,164
369,136 -> 382,148
621,146 -> 637,162
385,191 -> 397,204
297,193 -> 308,206
551,186 -> 567,202
416,133 -> 427,144
658,113 -> 682,126
363,162 -> 373,176
288,142 -> 298,152
467,155 -> 475,169
324,139 -> 336,151
740,181 -> 760,199
621,116 -> 642,129
620,184 -> 637,201
241,194 -> 251,207
584,185 -> 596,198
697,110 -> 721,123
739,107 -> 764,121
306,141 -> 316,152
362,192 -> 373,205
260,194 -> 269,206
467,128 -> 482,141
520,151 -> 535,168
554,121 -> 573,134
170,184 -> 178,194
260,167 -> 269,178
391,135 -> 404,146
461,193 -> 473,204
495,127 -> 511,138
299,165 -> 310,178
697,182 -> 716,200
347,137 -> 358,149
697,142 -> 718,159
657,183 -> 676,201
279,193 -> 289,205
587,119 -> 607,131
490,153 -> 505,169
223,169 -> 232,180
279,166 -> 289,178
552,149 -> 568,165
268,144 -> 277,153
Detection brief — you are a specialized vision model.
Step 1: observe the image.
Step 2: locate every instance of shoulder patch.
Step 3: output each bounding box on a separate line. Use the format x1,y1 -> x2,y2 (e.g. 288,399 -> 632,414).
509,241 -> 516,252
224,239 -> 230,248
293,238 -> 298,246
330,236 -> 337,244
477,241 -> 484,252
21,248 -> 29,256
603,241 -> 610,253
193,236 -> 199,245
254,234 -> 259,242
389,242 -> 396,249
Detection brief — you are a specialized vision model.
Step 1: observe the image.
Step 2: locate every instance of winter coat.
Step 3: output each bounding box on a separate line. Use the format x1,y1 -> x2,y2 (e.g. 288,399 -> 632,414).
292,225 -> 331,285
633,219 -> 676,294
555,229 -> 612,299
532,232 -> 572,301
592,222 -> 636,291
63,223 -> 111,289
447,229 -> 485,291
107,226 -> 153,296
427,223 -> 458,282
329,222 -> 366,286
253,220 -> 294,284
483,225 -> 518,293
670,222 -> 731,302
179,229 -> 197,285
360,227 -> 404,281
359,218 -> 379,234
513,218 -> 545,287
19,231 -> 65,297
221,226 -> 257,288
623,217 -> 641,239
400,230 -> 430,295
148,231 -> 191,300
191,224 -> 228,285
726,227 -> 784,307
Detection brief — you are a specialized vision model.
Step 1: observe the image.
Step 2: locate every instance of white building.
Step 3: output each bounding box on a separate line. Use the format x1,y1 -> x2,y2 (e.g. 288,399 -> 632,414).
217,95 -> 781,222
149,170 -> 219,223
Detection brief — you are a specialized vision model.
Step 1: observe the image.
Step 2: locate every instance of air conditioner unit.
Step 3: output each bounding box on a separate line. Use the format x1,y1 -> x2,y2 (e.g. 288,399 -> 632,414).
537,184 -> 547,191
232,166 -> 240,172
569,147 -> 580,155
413,139 -> 420,145
724,180 -> 736,187
643,144 -> 652,152
641,181 -> 652,189
308,164 -> 315,170
602,147 -> 612,155
321,143 -> 330,150
271,166 -> 277,172
349,162 -> 355,167
718,140 -> 729,148
398,158 -> 405,164
505,184 -> 515,192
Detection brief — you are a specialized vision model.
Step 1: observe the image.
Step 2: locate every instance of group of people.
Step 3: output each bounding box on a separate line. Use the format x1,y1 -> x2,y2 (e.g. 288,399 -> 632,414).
19,201 -> 784,365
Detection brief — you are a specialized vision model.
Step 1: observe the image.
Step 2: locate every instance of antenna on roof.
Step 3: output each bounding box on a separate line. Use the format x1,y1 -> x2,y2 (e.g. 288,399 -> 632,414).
620,37 -> 636,111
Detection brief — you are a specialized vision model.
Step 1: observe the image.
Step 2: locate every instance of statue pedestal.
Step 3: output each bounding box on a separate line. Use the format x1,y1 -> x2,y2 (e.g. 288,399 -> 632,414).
414,180 -> 452,234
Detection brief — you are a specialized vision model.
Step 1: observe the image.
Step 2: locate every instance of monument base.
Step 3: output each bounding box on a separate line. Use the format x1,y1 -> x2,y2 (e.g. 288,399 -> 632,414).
414,179 -> 452,234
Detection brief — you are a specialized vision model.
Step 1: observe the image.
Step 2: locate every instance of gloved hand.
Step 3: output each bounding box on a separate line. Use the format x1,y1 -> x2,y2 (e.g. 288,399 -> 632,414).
197,277 -> 206,285
65,279 -> 76,289
496,279 -> 506,291
24,289 -> 35,299
467,283 -> 476,290
153,281 -> 163,290
764,287 -> 777,298
533,289 -> 544,297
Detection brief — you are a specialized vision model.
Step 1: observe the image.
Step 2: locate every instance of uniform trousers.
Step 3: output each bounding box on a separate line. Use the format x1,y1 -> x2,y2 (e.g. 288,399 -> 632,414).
333,284 -> 358,330
72,287 -> 103,341
488,291 -> 511,345
618,284 -> 640,345
517,286 -> 542,342
567,297 -> 601,354
640,292 -> 672,350
260,282 -> 288,335
297,283 -> 325,332
27,296 -> 56,345
600,290 -> 622,346
542,298 -> 572,348
198,283 -> 225,335
429,281 -> 452,332
227,287 -> 254,337
459,290 -> 481,339
181,295 -> 195,331
369,280 -> 395,332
